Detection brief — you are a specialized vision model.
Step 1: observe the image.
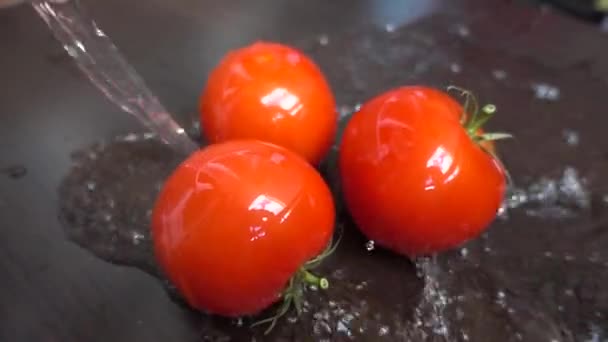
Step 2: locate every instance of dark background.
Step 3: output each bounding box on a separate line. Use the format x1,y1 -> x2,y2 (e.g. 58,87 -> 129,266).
1,0 -> 608,341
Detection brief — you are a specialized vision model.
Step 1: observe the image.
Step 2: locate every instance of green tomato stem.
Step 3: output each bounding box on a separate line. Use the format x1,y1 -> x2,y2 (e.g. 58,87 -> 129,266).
302,269 -> 329,289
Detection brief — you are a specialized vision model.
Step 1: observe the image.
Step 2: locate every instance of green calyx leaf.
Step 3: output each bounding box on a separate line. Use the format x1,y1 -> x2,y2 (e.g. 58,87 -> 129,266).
251,227 -> 342,335
446,85 -> 513,144
447,85 -> 514,186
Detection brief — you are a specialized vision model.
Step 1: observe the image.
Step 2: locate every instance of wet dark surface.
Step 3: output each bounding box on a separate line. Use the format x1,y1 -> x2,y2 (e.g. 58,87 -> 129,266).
2,0 -> 608,341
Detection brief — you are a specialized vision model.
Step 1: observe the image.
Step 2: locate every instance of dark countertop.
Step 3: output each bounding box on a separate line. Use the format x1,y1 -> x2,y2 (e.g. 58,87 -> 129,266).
1,0 -> 608,341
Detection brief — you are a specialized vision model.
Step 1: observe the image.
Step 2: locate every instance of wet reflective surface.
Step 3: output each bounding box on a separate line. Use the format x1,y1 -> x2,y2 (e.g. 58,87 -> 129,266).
2,0 -> 608,341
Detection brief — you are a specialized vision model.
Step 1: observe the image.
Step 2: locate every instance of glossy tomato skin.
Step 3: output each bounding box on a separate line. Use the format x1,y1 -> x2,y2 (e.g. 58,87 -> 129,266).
199,41 -> 337,165
339,86 -> 506,257
152,140 -> 335,316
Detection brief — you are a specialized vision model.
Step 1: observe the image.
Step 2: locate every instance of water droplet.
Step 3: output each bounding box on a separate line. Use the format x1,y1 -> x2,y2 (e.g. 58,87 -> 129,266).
456,24 -> 470,37
355,281 -> 367,291
103,213 -> 112,222
122,133 -> 138,142
332,269 -> 345,280
456,307 -> 465,320
176,128 -> 185,135
143,132 -> 156,140
450,63 -> 462,73
564,288 -> 575,297
544,251 -> 553,258
459,248 -> 469,258
515,332 -> 523,340
492,69 -> 507,80
318,34 -> 329,46
132,231 -> 145,245
562,129 -> 579,146
497,291 -> 506,299
385,23 -> 396,33
365,240 -> 375,251
462,332 -> 470,341
483,246 -> 492,253
378,325 -> 390,336
86,181 -> 96,191
336,320 -> 351,336
564,254 -> 575,261
558,305 -> 564,312
531,82 -> 560,101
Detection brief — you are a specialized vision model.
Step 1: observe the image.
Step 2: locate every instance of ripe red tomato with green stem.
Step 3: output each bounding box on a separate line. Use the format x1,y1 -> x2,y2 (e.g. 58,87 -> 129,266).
199,41 -> 337,165
338,86 -> 510,257
152,140 -> 336,331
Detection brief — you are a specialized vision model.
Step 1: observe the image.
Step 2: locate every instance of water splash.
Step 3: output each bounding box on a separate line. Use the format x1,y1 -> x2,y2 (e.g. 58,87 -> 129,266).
412,257 -> 451,341
32,0 -> 197,155
501,167 -> 589,218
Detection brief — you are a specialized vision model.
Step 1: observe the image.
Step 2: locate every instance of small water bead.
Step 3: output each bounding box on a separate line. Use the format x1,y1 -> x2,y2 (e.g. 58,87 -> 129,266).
564,289 -> 575,297
456,24 -> 470,37
318,34 -> 329,46
562,129 -> 579,146
564,254 -> 575,262
450,63 -> 462,73
385,23 -> 396,33
355,281 -> 367,291
332,269 -> 346,280
234,317 -> 244,327
336,320 -> 351,336
86,181 -> 96,191
122,133 -> 139,142
544,251 -> 554,258
131,231 -> 145,245
459,248 -> 469,258
365,240 -> 375,251
143,132 -> 156,140
492,69 -> 507,80
532,82 -> 561,101
378,325 -> 390,336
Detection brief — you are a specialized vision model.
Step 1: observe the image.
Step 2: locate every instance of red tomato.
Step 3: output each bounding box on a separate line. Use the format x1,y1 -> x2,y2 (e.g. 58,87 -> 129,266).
199,41 -> 337,165
152,140 -> 335,316
338,86 -> 507,257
